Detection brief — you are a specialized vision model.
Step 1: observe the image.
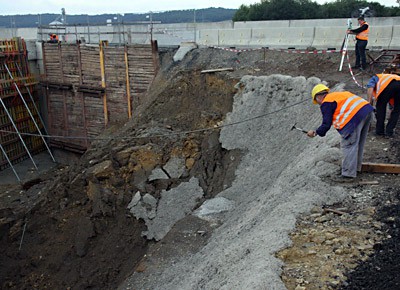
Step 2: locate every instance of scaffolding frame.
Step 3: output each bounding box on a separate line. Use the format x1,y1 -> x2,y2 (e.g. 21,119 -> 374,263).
4,63 -> 55,163
0,37 -> 51,181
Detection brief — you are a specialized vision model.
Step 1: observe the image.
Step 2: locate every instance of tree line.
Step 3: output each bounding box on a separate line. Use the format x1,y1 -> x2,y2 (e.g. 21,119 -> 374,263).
0,8 -> 236,28
1,1 -> 400,29
233,0 -> 400,21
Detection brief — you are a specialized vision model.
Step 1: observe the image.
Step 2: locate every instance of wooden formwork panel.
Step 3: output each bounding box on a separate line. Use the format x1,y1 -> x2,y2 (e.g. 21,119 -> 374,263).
43,44 -> 63,83
61,45 -> 81,85
65,92 -> 86,148
47,89 -> 87,151
84,95 -> 105,138
103,46 -> 129,122
47,96 -> 65,137
127,44 -> 157,110
42,42 -> 158,152
80,45 -> 102,87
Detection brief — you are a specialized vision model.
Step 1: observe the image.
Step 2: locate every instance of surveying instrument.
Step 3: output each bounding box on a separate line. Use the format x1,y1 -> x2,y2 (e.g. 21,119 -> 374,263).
338,18 -> 352,71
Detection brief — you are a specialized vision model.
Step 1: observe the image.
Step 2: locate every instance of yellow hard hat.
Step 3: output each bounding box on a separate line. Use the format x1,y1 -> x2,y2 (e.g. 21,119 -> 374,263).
311,84 -> 329,104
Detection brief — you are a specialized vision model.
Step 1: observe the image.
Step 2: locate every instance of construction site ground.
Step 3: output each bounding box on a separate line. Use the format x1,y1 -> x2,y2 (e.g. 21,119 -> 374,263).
1,46 -> 400,289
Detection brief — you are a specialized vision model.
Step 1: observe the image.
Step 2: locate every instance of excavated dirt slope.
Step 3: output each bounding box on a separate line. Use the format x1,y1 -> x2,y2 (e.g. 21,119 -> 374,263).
1,47 -> 399,289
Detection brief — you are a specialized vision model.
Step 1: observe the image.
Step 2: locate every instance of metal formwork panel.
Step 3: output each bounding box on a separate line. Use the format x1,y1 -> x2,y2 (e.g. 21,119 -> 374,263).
0,37 -> 46,171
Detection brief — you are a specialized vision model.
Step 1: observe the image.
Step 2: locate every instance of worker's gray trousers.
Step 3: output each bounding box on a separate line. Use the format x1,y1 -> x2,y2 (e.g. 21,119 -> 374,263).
341,111 -> 373,178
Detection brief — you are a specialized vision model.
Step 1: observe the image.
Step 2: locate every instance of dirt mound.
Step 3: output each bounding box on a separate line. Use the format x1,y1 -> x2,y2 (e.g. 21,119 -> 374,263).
1,47 -> 399,289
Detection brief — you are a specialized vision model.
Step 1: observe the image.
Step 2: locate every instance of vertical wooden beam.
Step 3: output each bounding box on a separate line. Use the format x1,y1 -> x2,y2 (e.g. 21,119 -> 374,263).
77,43 -> 89,148
151,40 -> 160,75
42,43 -> 53,138
124,45 -> 132,119
99,41 -> 108,126
58,42 -> 68,136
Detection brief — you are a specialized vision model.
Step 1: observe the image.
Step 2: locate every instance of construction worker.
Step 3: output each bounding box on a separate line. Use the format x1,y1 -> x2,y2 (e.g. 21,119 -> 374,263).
366,73 -> 400,137
49,33 -> 59,43
307,84 -> 374,181
347,16 -> 369,70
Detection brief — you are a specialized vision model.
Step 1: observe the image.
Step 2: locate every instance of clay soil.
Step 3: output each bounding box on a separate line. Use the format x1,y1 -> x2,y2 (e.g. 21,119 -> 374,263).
1,47 -> 399,289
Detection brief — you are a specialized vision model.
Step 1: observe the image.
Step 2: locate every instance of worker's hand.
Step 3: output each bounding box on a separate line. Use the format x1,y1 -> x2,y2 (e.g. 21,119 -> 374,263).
368,97 -> 375,106
307,130 -> 317,138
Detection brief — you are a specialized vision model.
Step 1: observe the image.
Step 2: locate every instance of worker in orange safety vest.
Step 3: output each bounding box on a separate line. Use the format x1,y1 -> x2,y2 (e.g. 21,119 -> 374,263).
367,73 -> 400,137
49,33 -> 59,43
347,16 -> 369,70
307,84 -> 374,181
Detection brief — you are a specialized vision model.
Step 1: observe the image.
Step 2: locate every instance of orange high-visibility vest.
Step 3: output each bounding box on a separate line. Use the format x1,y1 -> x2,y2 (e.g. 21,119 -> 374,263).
323,92 -> 370,130
372,74 -> 400,99
356,21 -> 369,41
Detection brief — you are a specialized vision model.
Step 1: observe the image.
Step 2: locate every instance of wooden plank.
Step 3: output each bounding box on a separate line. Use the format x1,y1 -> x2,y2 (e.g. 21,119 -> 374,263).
358,180 -> 380,185
201,68 -> 234,74
361,162 -> 400,174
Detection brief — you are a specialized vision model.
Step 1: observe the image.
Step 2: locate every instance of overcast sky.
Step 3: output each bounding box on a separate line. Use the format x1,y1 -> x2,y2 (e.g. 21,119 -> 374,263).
0,0 -> 398,15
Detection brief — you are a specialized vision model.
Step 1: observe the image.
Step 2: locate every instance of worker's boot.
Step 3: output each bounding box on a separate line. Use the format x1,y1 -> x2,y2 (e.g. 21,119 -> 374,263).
331,175 -> 356,183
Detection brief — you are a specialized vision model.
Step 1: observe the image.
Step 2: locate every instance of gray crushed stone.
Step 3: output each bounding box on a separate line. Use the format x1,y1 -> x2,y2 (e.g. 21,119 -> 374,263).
120,75 -> 348,289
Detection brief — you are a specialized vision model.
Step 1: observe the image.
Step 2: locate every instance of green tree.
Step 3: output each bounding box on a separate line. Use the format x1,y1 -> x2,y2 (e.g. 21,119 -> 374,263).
232,0 -> 400,21
233,4 -> 250,21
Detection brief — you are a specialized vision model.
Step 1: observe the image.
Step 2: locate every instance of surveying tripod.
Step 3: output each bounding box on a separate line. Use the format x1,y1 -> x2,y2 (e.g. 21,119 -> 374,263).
339,19 -> 352,71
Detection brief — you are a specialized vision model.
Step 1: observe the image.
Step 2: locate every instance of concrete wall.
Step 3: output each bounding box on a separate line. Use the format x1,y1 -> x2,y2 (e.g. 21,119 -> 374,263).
2,17 -> 400,60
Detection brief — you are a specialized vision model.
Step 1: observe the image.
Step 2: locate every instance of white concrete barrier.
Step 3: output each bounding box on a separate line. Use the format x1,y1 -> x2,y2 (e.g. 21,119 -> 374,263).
290,19 -> 347,28
198,29 -> 219,46
218,28 -> 251,47
25,40 -> 37,60
311,27 -> 347,50
154,23 -> 195,43
368,26 -> 393,49
389,25 -> 400,48
18,28 -> 38,40
234,20 -> 289,29
249,27 -> 314,49
173,42 -> 198,61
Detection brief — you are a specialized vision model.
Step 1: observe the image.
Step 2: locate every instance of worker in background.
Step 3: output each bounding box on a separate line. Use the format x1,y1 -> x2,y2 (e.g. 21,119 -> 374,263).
367,73 -> 400,137
307,84 -> 374,181
347,16 -> 369,70
48,33 -> 59,43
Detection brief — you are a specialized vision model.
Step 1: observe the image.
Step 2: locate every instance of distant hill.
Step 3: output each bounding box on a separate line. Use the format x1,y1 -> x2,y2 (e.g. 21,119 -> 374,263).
0,7 -> 236,28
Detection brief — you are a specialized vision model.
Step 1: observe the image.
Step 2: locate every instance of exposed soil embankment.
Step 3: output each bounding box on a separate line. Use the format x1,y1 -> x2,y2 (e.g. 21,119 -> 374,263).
0,48 -> 241,289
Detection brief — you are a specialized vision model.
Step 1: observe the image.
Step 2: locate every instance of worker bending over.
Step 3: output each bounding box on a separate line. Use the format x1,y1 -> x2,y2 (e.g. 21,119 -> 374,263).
307,84 -> 374,181
367,73 -> 400,137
